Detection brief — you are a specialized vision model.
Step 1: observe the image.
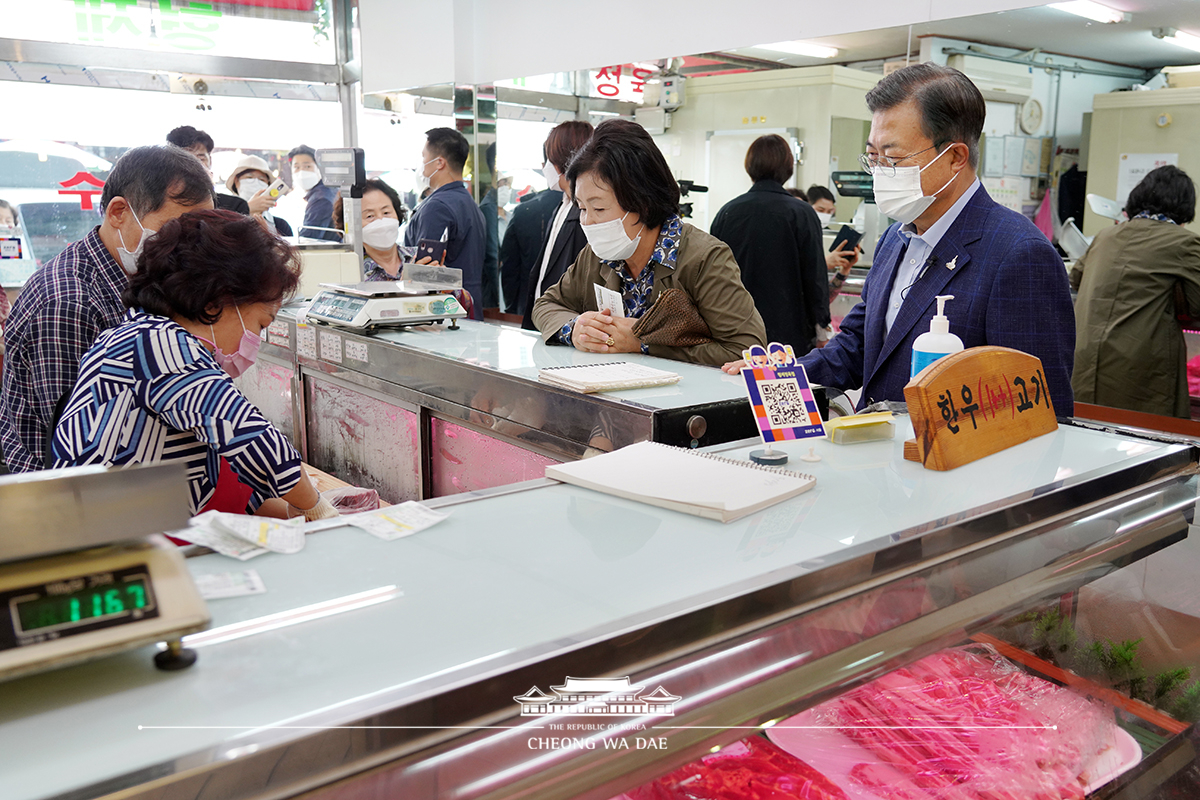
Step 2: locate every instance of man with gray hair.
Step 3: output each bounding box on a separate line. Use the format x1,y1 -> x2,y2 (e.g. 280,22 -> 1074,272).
0,145 -> 214,472
778,62 -> 1075,417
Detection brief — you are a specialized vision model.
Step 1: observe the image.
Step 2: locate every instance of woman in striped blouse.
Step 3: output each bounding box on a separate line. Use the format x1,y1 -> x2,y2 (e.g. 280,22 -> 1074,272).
51,209 -> 338,521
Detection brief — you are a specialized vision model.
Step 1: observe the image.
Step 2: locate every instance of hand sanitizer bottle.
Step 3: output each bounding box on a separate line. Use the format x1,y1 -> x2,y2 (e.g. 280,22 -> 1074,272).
911,294 -> 964,377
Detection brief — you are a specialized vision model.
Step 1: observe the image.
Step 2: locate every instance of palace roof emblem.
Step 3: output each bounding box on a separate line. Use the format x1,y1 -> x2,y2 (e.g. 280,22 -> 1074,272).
514,677 -> 681,716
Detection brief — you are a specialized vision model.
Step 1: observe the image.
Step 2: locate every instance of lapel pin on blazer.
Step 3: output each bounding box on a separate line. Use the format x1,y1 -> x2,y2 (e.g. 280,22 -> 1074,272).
946,256 -> 958,270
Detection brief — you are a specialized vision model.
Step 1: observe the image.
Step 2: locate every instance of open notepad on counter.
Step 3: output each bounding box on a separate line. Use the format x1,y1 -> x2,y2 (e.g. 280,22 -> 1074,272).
544,441 -> 815,523
538,361 -> 680,393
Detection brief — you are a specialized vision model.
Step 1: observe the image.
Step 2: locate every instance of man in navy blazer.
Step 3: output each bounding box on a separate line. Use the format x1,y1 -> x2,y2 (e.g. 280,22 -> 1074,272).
787,64 -> 1075,417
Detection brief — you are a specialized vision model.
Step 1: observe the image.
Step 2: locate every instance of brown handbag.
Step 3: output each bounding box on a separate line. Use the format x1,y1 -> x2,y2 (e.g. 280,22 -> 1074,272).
631,287 -> 713,347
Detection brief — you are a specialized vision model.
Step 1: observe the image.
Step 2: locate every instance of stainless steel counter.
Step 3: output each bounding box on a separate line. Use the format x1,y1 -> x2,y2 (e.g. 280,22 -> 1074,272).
4,418 -> 1196,800
237,306 -> 766,503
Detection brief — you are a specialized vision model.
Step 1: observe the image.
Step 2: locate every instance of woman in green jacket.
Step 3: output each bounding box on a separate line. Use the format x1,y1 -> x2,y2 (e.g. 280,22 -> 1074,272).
1072,165 -> 1200,418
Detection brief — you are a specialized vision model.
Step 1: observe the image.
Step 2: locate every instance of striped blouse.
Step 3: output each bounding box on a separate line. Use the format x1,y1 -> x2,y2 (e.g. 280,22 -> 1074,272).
50,311 -> 303,515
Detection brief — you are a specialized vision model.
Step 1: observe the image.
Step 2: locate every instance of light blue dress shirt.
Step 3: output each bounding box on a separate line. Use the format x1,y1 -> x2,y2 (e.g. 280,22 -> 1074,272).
884,178 -> 982,333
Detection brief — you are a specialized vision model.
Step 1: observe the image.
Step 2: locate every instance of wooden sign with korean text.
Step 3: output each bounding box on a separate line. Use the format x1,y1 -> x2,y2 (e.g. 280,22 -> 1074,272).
903,346 -> 1057,471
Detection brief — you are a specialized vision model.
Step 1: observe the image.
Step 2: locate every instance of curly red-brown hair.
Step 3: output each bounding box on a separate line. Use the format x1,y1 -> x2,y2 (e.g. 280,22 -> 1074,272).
122,209 -> 301,324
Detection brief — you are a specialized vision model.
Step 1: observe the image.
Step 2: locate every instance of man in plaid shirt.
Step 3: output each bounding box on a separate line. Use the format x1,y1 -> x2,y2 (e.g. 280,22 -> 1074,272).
0,146 -> 214,473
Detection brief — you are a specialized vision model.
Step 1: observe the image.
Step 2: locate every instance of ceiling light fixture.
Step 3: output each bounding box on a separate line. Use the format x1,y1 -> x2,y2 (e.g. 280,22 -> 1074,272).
1048,1 -> 1131,24
1153,27 -> 1200,52
756,41 -> 840,59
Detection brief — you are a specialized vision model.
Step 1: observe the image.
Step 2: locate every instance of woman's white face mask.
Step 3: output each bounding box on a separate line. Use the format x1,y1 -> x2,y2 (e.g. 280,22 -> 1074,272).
362,217 -> 400,250
582,211 -> 644,262
238,177 -> 268,201
871,144 -> 958,224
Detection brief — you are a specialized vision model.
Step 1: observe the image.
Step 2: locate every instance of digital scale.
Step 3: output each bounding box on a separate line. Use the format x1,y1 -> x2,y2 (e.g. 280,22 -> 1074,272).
304,277 -> 467,332
0,463 -> 210,682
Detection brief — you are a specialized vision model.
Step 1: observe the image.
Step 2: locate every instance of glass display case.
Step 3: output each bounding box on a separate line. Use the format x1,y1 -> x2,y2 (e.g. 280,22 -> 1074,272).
2,416 -> 1198,799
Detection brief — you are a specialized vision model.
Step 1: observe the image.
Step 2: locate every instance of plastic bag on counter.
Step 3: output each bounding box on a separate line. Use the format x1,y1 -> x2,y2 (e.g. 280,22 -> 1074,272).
322,486 -> 380,513
767,644 -> 1127,800
621,735 -> 848,800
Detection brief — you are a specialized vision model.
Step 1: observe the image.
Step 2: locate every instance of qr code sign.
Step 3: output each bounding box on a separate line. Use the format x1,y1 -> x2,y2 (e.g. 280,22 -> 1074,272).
760,378 -> 811,428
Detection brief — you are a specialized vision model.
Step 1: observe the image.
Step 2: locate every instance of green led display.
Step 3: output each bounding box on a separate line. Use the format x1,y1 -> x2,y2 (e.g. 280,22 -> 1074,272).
15,577 -> 151,633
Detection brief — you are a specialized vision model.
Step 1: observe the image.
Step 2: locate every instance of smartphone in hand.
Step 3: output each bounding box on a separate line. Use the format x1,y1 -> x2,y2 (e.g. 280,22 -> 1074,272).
829,225 -> 863,253
417,238 -> 448,263
266,178 -> 291,200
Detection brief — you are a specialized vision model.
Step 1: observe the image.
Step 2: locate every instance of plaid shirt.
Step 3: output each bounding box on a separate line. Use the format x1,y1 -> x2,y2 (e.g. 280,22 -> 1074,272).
0,227 -> 128,472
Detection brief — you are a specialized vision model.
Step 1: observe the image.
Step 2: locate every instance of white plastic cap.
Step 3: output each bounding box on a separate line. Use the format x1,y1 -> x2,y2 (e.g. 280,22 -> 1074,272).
930,294 -> 954,336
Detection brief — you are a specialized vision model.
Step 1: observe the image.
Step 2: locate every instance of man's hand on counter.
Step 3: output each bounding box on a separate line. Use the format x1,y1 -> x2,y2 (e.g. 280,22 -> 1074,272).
721,359 -> 748,375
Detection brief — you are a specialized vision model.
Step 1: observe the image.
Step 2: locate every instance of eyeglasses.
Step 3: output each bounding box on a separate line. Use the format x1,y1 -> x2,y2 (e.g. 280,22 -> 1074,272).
859,142 -> 947,177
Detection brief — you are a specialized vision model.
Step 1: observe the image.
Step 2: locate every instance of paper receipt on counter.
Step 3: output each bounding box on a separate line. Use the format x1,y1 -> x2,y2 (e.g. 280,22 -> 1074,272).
344,501 -> 450,541
170,523 -> 268,560
176,511 -> 307,559
194,570 -> 267,599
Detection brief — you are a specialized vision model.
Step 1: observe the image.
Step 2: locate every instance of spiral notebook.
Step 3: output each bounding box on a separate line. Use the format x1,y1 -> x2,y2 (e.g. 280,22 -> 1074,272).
538,362 -> 681,393
545,441 -> 816,523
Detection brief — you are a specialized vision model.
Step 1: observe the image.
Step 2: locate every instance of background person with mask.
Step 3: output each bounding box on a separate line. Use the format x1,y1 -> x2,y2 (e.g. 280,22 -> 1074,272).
518,120 -> 594,330
226,154 -> 293,237
500,181 -> 565,318
807,184 -> 861,280
403,127 -> 487,320
165,125 -> 250,215
0,145 -> 215,473
1071,165 -> 1200,418
533,119 -> 765,366
725,63 -> 1075,417
710,134 -> 829,356
332,178 -> 413,281
289,144 -> 340,241
51,209 -> 337,522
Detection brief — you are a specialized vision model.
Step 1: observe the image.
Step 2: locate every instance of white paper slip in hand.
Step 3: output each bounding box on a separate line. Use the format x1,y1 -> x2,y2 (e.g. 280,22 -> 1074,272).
593,283 -> 625,318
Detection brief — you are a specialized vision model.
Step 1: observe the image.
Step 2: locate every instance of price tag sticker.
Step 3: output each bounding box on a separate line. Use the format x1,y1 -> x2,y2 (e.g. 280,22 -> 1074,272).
0,237 -> 22,259
319,331 -> 343,363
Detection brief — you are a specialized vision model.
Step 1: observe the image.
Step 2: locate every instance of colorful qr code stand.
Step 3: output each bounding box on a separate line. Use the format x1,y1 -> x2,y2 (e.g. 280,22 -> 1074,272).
739,343 -> 826,466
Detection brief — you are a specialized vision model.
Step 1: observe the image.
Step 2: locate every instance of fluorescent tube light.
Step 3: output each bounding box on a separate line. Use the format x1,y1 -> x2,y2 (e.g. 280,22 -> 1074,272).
1155,27 -> 1200,52
1048,1 -> 1130,24
757,41 -> 840,59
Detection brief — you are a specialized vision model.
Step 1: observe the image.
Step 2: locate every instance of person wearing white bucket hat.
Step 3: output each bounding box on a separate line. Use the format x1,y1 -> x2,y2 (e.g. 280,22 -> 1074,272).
226,154 -> 293,237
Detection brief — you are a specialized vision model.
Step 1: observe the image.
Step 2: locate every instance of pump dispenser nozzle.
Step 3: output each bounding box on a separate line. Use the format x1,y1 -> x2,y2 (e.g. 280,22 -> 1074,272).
930,294 -> 954,336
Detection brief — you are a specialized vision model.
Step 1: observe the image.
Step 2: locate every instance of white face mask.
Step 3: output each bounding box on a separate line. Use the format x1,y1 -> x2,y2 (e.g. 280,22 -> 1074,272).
497,185 -> 514,207
542,161 -> 561,190
294,168 -> 321,192
361,217 -> 400,250
416,157 -> 441,192
816,211 -> 834,227
238,177 -> 268,201
872,145 -> 958,224
582,211 -> 644,262
116,206 -> 155,276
